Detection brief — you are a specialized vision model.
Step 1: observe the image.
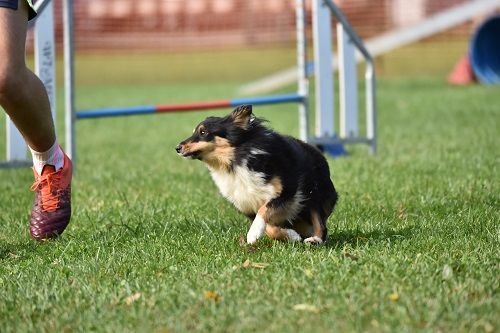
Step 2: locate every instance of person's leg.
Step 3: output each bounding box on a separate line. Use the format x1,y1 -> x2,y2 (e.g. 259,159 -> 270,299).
0,0 -> 55,152
0,0 -> 72,240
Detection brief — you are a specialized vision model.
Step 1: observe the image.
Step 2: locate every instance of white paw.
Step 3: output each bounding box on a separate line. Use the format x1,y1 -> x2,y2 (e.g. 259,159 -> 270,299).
304,236 -> 323,244
247,215 -> 266,244
285,229 -> 302,242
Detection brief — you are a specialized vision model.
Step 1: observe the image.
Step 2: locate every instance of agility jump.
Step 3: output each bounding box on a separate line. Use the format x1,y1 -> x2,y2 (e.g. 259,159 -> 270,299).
2,0 -> 377,167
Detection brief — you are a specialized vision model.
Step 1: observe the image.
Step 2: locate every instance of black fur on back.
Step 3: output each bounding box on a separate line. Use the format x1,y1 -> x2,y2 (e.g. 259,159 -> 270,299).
210,109 -> 337,227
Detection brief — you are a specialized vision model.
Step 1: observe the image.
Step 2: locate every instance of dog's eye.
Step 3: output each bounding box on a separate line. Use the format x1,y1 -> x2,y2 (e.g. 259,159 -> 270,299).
200,129 -> 207,136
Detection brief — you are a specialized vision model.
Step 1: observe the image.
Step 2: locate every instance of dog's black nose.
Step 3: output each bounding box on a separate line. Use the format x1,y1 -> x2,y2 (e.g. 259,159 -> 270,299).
175,144 -> 182,153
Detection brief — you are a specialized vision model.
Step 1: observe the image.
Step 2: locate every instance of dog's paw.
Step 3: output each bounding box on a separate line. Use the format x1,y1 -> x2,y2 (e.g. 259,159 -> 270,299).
246,232 -> 260,244
247,215 -> 266,244
285,229 -> 302,242
246,226 -> 265,244
304,236 -> 323,244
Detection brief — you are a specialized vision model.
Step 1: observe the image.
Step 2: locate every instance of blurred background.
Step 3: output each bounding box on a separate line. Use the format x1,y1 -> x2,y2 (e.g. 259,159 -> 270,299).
25,0 -> 478,79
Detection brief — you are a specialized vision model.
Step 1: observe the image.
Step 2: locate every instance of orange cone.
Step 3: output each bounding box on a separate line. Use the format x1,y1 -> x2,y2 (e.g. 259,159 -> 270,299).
448,54 -> 476,85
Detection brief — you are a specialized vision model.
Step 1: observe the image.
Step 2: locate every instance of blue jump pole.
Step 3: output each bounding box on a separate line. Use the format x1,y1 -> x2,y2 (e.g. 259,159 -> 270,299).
76,93 -> 305,120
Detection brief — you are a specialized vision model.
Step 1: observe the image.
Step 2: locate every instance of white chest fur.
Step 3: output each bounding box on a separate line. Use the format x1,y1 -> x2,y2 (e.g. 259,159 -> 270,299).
209,165 -> 277,215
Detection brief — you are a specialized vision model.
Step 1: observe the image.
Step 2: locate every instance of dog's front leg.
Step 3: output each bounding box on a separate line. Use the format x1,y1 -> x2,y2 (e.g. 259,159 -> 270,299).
247,204 -> 274,244
246,213 -> 266,244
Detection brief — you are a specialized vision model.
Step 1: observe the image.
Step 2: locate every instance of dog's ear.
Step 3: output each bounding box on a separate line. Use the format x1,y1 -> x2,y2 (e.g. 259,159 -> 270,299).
231,105 -> 253,128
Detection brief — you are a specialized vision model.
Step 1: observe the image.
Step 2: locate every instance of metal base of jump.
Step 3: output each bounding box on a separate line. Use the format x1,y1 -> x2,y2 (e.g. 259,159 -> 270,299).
76,93 -> 305,119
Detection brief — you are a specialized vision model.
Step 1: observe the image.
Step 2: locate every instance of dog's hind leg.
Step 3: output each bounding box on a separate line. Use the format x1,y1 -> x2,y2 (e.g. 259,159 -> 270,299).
246,178 -> 302,244
246,200 -> 299,244
265,225 -> 302,242
303,209 -> 327,244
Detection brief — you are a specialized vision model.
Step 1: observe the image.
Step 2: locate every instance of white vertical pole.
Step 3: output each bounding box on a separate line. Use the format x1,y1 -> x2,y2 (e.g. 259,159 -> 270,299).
312,0 -> 335,138
6,119 -> 26,161
366,62 -> 377,154
296,0 -> 309,142
34,0 -> 56,125
337,23 -> 358,138
63,0 -> 76,163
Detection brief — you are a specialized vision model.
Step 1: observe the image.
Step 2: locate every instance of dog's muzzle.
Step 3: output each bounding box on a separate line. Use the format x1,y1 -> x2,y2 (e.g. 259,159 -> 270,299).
176,143 -> 198,159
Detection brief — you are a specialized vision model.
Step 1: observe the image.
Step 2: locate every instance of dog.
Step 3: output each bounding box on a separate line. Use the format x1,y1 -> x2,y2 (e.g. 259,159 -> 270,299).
176,105 -> 338,244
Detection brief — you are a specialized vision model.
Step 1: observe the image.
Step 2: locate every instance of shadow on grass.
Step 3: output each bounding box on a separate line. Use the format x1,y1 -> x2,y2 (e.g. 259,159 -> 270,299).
237,225 -> 420,254
0,240 -> 42,261
0,236 -> 77,262
324,225 -> 419,249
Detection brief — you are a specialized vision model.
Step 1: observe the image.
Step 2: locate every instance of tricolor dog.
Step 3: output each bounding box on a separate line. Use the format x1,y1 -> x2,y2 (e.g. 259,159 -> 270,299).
176,105 -> 338,244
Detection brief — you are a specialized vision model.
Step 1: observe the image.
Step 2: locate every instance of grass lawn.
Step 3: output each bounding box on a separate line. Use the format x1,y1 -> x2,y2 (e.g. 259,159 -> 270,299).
0,46 -> 499,332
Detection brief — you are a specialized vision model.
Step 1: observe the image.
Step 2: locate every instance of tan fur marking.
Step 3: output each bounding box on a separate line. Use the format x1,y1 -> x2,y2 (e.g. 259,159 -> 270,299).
183,141 -> 215,155
311,210 -> 324,239
231,105 -> 252,129
265,225 -> 288,240
293,218 -> 314,238
270,177 -> 283,196
258,203 -> 293,226
203,136 -> 235,171
257,205 -> 268,219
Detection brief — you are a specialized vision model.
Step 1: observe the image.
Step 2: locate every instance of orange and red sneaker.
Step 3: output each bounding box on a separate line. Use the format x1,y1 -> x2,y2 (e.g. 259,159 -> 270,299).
29,153 -> 72,240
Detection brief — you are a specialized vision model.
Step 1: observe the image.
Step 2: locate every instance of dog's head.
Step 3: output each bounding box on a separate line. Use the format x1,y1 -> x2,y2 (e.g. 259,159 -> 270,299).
176,105 -> 259,170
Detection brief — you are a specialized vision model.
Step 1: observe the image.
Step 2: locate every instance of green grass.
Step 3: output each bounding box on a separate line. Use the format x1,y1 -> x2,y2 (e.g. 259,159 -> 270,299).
0,46 -> 499,332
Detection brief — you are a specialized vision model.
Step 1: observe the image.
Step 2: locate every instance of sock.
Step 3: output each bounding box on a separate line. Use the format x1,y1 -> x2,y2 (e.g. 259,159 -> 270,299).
29,141 -> 64,174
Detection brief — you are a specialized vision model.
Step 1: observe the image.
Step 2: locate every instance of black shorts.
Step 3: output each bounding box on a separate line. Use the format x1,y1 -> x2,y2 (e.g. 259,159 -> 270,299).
0,0 -> 37,21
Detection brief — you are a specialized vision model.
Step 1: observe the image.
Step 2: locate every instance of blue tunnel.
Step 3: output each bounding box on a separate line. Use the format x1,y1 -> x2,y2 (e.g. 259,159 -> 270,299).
470,15 -> 500,84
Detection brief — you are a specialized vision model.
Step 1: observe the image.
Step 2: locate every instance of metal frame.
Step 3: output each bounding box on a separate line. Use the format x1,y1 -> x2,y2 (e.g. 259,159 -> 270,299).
63,0 -> 76,162
338,23 -> 358,139
295,0 -> 310,142
312,0 -> 336,139
321,0 -> 377,154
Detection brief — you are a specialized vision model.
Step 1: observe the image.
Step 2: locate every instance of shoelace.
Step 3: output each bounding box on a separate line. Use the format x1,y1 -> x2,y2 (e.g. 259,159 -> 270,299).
30,171 -> 62,212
